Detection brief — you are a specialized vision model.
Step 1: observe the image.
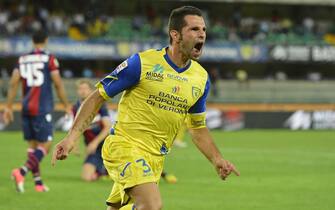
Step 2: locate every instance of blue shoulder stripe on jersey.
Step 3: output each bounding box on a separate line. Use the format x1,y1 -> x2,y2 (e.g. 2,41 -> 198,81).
100,54 -> 141,98
188,77 -> 210,114
163,48 -> 191,73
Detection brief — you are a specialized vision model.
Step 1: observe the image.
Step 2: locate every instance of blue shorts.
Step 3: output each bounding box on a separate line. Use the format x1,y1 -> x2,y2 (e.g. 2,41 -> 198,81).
84,143 -> 106,174
22,114 -> 53,142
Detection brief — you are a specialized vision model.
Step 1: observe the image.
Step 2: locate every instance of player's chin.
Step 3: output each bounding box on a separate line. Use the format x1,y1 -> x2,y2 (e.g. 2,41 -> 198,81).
190,49 -> 202,60
190,53 -> 202,61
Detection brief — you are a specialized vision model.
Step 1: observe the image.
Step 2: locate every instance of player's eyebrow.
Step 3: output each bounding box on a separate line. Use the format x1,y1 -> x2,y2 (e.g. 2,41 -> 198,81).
191,26 -> 201,30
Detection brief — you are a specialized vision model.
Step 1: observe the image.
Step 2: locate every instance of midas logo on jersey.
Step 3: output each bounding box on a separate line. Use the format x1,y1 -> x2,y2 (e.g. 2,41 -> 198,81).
145,72 -> 164,81
145,64 -> 165,81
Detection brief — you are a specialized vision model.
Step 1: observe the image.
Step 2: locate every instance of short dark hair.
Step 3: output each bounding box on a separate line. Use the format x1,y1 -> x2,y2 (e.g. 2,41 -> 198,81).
32,30 -> 48,44
168,6 -> 203,44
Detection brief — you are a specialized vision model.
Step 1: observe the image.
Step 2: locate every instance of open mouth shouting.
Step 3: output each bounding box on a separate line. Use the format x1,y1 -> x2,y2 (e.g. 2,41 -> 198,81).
192,42 -> 204,58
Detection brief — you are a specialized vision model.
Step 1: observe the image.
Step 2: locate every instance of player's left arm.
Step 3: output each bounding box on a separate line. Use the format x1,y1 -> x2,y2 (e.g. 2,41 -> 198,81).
189,127 -> 240,180
188,78 -> 240,180
86,106 -> 112,155
3,68 -> 20,124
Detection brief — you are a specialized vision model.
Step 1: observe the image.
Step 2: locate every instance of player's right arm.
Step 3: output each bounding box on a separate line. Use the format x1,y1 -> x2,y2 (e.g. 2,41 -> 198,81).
49,56 -> 71,114
52,90 -> 105,164
52,53 -> 141,165
86,104 -> 112,155
51,71 -> 71,115
3,68 -> 20,124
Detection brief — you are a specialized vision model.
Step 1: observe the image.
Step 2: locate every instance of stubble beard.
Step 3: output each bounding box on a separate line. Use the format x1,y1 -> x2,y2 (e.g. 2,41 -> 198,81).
178,35 -> 192,64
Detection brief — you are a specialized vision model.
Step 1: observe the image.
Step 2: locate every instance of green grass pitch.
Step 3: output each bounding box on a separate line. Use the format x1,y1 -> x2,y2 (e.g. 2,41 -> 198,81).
0,130 -> 334,210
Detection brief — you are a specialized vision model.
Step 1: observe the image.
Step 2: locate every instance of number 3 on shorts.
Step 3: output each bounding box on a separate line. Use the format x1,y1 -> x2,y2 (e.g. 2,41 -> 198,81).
136,158 -> 151,173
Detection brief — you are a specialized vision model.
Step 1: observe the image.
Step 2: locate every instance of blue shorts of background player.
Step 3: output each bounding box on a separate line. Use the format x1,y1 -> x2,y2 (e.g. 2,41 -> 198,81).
22,114 -> 53,142
82,141 -> 108,181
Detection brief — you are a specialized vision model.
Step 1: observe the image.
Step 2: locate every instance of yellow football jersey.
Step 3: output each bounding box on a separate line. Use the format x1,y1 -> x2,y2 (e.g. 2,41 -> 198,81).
97,48 -> 210,155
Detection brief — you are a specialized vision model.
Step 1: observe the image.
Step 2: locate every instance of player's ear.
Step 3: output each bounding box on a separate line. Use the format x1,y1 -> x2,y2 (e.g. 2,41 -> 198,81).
170,30 -> 180,44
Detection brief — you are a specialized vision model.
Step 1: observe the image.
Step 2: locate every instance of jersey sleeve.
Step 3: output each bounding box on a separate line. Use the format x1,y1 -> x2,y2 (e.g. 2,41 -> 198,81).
96,53 -> 141,100
48,55 -> 60,72
186,77 -> 210,129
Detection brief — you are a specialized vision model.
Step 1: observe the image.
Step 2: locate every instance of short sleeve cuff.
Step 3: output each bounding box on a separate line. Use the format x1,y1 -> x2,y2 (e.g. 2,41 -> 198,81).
186,112 -> 206,129
96,82 -> 111,100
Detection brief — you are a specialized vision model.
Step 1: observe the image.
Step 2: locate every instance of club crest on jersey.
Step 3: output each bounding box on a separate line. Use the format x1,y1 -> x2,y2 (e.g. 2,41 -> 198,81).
192,86 -> 202,99
115,60 -> 128,74
145,64 -> 164,82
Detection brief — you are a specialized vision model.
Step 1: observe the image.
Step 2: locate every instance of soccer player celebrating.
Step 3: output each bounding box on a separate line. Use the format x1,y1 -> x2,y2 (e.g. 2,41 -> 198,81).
73,79 -> 111,181
52,6 -> 239,210
3,30 -> 71,193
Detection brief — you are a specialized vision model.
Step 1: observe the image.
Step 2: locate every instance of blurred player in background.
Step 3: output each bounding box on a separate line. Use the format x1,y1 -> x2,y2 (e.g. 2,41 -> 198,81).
160,171 -> 177,184
73,79 -> 111,181
52,6 -> 239,210
3,30 -> 71,193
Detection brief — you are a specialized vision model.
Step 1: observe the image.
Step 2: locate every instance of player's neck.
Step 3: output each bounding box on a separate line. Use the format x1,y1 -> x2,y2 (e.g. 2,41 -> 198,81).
167,46 -> 190,68
33,43 -> 46,50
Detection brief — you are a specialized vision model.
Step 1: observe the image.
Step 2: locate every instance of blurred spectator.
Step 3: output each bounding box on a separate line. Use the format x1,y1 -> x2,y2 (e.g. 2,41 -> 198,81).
87,16 -> 109,38
236,69 -> 249,88
280,18 -> 293,34
151,16 -> 164,38
82,67 -> 94,78
307,72 -> 321,82
0,2 -> 334,44
63,68 -> 74,78
68,14 -> 87,40
275,71 -> 287,81
132,15 -> 145,31
208,67 -> 220,97
48,12 -> 68,35
303,17 -> 314,33
210,19 -> 227,40
1,68 -> 9,97
232,6 -> 241,28
94,69 -> 106,78
228,27 -> 240,42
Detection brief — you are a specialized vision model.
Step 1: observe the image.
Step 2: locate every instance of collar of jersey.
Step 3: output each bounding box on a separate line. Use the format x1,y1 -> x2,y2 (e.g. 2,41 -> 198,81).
33,48 -> 45,54
163,47 -> 191,74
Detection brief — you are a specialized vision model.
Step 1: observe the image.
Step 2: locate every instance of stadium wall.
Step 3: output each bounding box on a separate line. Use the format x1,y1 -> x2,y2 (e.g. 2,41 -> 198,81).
1,107 -> 335,131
